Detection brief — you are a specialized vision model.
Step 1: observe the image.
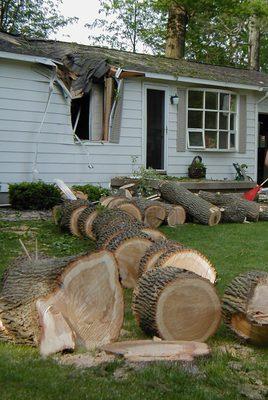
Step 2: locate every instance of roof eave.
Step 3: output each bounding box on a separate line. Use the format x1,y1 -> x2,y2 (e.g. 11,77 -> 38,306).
144,72 -> 265,91
0,51 -> 56,67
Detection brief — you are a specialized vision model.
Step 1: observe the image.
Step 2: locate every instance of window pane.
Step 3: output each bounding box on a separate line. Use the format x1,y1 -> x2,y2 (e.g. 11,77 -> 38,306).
230,133 -> 236,148
219,112 -> 228,129
220,93 -> 229,110
205,92 -> 218,110
205,111 -> 217,129
219,132 -> 228,149
205,131 -> 217,148
230,113 -> 236,130
188,91 -> 203,108
230,95 -> 237,112
188,131 -> 203,147
188,110 -> 203,128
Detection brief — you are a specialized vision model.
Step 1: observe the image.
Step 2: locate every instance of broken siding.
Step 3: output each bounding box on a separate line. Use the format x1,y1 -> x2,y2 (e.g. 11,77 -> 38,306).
166,84 -> 257,180
0,60 -> 142,190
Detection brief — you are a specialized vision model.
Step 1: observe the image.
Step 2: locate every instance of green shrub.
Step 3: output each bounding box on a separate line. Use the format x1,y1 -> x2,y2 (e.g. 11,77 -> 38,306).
72,184 -> 111,202
9,181 -> 62,210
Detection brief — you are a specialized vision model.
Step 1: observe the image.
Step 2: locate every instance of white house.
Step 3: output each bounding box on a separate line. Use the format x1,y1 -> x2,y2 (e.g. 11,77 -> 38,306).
0,31 -> 268,202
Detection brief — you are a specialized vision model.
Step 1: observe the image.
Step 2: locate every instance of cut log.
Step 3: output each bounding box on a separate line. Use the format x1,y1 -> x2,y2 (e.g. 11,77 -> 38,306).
164,204 -> 186,226
105,230 -> 153,288
198,191 -> 259,222
59,200 -> 89,231
0,251 -> 124,352
132,198 -> 166,228
96,220 -> 145,249
100,196 -> 116,207
259,204 -> 268,221
92,209 -> 136,239
132,267 -> 221,341
155,247 -> 217,284
160,182 -> 221,226
69,205 -> 88,236
108,196 -> 132,209
103,340 -> 210,362
222,271 -> 268,345
117,202 -> 143,221
141,228 -> 167,242
138,239 -> 184,278
77,206 -> 99,239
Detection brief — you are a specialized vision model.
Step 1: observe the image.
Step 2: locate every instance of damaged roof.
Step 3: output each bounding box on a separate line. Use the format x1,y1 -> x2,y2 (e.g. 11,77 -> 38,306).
1,31 -> 268,90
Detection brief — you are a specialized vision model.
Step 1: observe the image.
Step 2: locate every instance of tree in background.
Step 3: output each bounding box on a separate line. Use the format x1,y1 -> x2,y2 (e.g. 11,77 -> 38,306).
86,0 -> 166,53
0,0 -> 76,38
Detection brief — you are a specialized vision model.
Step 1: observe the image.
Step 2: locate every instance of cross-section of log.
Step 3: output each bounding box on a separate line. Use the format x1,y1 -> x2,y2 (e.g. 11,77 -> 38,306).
222,271 -> 268,345
105,230 -> 153,288
198,191 -> 259,222
77,206 -> 99,239
155,247 -> 217,284
116,202 -> 143,221
160,182 -> 221,226
259,204 -> 268,221
138,239 -> 184,278
132,198 -> 166,228
103,340 -> 210,362
59,200 -> 89,231
141,228 -> 167,242
164,204 -> 186,226
0,251 -> 124,352
132,267 -> 221,341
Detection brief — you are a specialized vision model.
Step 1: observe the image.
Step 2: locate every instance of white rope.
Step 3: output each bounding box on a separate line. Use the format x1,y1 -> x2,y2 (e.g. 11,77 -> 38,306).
32,70 -> 57,181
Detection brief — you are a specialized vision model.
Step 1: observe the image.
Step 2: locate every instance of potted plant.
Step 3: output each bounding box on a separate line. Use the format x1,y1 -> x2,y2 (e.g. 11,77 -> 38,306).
188,156 -> 206,179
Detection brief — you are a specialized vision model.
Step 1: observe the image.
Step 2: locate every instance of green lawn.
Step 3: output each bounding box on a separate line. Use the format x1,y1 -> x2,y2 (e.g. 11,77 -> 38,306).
0,220 -> 267,400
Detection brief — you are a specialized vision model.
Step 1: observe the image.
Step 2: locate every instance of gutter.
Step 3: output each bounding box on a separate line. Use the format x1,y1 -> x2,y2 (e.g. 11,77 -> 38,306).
0,50 -> 56,67
144,71 -> 265,92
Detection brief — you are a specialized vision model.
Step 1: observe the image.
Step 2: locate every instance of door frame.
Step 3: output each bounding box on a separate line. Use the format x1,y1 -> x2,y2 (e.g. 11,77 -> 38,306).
142,83 -> 168,171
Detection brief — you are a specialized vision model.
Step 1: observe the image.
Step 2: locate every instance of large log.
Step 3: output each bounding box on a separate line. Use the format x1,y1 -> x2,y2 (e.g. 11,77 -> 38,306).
59,200 -> 89,231
92,209 -> 137,239
0,251 -> 124,355
164,204 -> 186,226
198,191 -> 259,222
103,340 -> 210,362
104,230 -> 153,288
96,220 -> 145,249
77,206 -> 99,239
132,198 -> 166,228
132,267 -> 221,341
222,271 -> 268,345
160,182 -> 221,226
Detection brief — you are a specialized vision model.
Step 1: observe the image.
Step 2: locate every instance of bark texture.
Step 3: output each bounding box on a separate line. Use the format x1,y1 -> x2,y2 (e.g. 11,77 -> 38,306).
259,204 -> 268,221
132,267 -> 221,341
160,182 -> 221,226
165,4 -> 188,59
59,200 -> 89,231
222,270 -> 268,344
248,14 -> 260,71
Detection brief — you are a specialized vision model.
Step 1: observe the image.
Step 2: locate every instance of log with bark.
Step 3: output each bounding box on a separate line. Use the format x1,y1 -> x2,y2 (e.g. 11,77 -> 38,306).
92,208 -> 137,240
198,191 -> 259,222
77,206 -> 99,239
164,204 -> 186,226
104,230 -> 153,288
103,340 -> 210,362
0,251 -> 124,355
95,220 -> 145,249
222,271 -> 268,345
58,200 -> 89,231
101,196 -> 143,221
132,198 -> 166,228
141,228 -> 167,241
259,204 -> 268,221
160,182 -> 221,226
132,267 -> 221,341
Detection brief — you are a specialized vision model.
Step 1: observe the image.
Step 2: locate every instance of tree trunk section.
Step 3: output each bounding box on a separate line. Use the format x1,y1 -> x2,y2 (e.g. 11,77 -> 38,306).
164,204 -> 186,226
0,251 -> 124,353
132,267 -> 221,341
160,182 -> 221,226
222,271 -> 268,345
132,198 -> 166,228
77,206 -> 99,239
248,14 -> 260,71
259,204 -> 268,221
165,4 -> 188,59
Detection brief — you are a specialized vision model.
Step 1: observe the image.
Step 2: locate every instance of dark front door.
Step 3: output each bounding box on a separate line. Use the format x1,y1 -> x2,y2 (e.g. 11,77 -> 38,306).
146,89 -> 165,170
258,114 -> 268,185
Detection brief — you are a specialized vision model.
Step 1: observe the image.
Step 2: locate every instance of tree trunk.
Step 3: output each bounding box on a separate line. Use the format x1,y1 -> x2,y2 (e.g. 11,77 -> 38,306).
132,267 -> 221,341
160,182 -> 221,226
248,14 -> 261,71
222,271 -> 268,345
198,191 -> 259,222
165,4 -> 188,59
132,198 -> 166,228
77,206 -> 99,239
92,208 -> 137,239
59,200 -> 89,231
0,251 -> 124,355
164,204 -> 186,226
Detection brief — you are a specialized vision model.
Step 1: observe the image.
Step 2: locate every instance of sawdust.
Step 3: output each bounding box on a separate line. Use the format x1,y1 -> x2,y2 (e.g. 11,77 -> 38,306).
55,351 -> 116,368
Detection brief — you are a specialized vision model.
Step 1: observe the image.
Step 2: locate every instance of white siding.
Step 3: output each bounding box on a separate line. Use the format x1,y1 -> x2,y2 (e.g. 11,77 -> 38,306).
0,59 -> 259,192
0,60 -> 142,191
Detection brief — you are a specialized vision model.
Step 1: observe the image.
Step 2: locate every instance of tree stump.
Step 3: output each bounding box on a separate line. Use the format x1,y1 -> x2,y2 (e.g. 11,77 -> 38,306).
0,251 -> 124,355
222,271 -> 268,345
160,182 -> 221,226
132,267 -> 221,341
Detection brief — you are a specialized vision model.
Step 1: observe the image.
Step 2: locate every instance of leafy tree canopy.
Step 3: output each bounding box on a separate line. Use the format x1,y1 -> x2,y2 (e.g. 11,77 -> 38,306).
0,0 -> 77,38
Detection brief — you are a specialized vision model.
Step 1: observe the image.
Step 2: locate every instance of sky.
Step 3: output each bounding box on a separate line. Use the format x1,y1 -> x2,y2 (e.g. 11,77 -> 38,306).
53,0 -> 101,44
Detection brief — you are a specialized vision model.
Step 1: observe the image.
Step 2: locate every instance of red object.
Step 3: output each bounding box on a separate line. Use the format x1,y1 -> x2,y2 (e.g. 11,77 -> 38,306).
243,178 -> 268,201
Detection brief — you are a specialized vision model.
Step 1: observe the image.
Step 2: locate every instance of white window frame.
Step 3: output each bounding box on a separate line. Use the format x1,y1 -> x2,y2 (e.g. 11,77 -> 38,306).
187,88 -> 238,151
